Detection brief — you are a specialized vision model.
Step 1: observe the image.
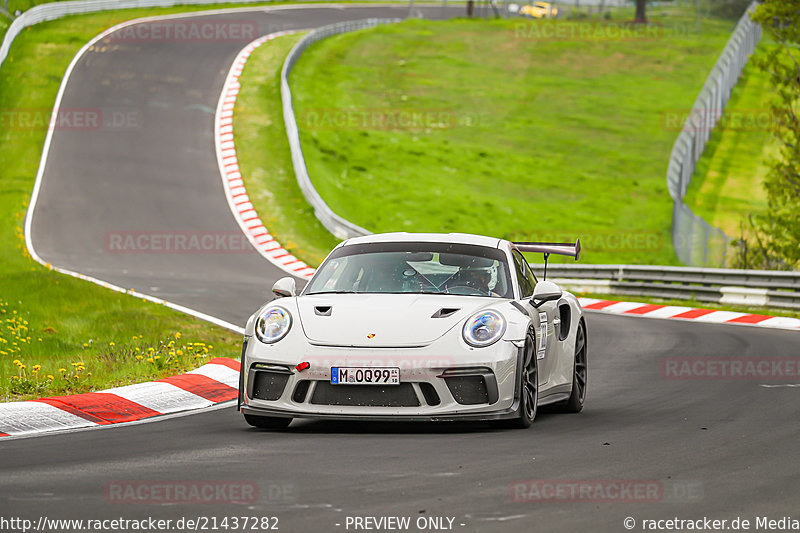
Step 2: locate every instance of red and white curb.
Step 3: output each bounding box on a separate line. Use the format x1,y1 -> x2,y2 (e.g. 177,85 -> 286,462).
577,297 -> 800,330
0,358 -> 239,439
215,31 -> 316,280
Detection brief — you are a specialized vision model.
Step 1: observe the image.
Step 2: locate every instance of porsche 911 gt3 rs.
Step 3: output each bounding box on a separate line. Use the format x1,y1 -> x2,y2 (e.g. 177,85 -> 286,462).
238,233 -> 587,429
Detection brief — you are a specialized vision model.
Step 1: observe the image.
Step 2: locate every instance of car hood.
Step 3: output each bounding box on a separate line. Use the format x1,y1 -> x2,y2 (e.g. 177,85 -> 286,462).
295,293 -> 498,347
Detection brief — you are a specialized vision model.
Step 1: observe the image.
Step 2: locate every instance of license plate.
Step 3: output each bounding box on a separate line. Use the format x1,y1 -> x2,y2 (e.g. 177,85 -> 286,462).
330,367 -> 400,385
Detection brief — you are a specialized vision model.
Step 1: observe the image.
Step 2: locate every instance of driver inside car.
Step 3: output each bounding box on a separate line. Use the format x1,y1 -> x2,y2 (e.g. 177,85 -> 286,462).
457,267 -> 499,296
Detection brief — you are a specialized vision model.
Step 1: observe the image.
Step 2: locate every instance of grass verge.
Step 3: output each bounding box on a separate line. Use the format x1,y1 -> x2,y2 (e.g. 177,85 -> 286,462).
0,2 -> 320,401
285,10 -> 736,265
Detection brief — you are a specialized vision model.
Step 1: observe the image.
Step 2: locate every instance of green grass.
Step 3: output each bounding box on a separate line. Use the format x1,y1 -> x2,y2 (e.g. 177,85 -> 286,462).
0,3 -> 325,400
234,32 -> 340,266
285,10 -> 735,265
683,42 -> 778,238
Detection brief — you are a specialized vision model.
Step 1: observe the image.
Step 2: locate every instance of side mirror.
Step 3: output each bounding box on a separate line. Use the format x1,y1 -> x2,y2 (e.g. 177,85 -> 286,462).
532,280 -> 562,308
272,277 -> 296,298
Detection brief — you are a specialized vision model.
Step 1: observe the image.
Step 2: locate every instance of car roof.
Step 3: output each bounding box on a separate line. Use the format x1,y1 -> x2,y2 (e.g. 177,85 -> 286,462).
340,232 -> 505,249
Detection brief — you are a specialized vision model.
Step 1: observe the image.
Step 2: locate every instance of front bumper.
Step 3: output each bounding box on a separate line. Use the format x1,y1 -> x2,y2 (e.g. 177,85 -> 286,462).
239,333 -> 523,421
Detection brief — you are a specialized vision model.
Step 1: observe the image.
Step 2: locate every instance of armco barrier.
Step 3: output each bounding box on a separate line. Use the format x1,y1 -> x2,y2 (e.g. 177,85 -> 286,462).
281,18 -> 399,240
532,264 -> 800,310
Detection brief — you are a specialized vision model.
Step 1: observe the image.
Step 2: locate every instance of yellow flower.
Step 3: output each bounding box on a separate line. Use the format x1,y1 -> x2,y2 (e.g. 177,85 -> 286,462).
154,355 -> 161,360
176,350 -> 183,356
32,365 -> 41,372
87,373 -> 92,377
19,364 -> 26,369
12,359 -> 20,366
109,342 -> 115,347
46,375 -> 54,380
11,376 -> 19,380
58,368 -> 66,373
135,355 -> 143,360
83,343 -> 88,348
146,357 -> 154,363
175,332 -> 182,339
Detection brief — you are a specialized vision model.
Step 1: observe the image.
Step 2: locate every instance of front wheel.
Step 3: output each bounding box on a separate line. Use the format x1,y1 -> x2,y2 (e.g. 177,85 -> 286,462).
496,330 -> 538,429
243,414 -> 292,429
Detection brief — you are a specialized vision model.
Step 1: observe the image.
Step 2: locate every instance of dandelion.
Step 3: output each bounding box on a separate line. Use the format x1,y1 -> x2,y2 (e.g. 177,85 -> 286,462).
135,355 -> 143,360
146,358 -> 154,363
58,368 -> 66,373
83,343 -> 88,348
176,350 -> 183,356
154,355 -> 161,360
109,342 -> 115,347
175,332 -> 182,339
46,375 -> 54,380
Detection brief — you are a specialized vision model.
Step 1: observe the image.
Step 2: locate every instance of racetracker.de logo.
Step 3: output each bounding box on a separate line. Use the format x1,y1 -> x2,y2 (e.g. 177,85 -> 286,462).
105,231 -> 254,254
107,19 -> 258,42
299,108 -> 485,131
105,481 -> 258,504
509,480 -> 663,503
661,357 -> 800,380
0,108 -> 141,131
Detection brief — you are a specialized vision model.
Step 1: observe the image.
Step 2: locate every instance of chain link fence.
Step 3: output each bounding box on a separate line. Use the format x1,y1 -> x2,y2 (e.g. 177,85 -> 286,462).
666,1 -> 761,267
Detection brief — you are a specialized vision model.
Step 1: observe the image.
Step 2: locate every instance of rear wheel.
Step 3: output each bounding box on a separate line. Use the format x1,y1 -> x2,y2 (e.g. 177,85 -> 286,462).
243,414 -> 292,429
497,330 -> 538,429
557,319 -> 587,413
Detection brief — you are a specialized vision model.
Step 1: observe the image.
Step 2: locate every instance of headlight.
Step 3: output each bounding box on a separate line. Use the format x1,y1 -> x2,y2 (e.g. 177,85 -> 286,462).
255,307 -> 292,344
463,310 -> 506,348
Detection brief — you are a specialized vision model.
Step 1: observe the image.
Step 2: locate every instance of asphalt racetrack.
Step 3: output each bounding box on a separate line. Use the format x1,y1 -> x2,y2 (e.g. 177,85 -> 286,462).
5,4 -> 800,532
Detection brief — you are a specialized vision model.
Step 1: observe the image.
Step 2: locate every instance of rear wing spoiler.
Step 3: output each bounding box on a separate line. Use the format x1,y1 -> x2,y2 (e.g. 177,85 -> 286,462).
514,239 -> 581,261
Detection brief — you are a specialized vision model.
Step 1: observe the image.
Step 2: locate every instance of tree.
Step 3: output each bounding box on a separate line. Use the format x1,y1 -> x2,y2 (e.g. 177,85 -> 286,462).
733,0 -> 800,270
634,0 -> 647,23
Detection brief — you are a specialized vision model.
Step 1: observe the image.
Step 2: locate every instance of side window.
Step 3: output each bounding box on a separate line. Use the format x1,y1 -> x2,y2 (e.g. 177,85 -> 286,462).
512,250 -> 534,298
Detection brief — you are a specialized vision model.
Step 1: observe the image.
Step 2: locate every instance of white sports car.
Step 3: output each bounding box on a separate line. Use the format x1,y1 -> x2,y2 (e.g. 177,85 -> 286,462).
238,233 -> 587,429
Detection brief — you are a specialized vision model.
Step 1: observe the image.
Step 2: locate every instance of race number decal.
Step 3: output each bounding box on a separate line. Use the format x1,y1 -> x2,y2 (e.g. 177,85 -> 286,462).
537,312 -> 548,360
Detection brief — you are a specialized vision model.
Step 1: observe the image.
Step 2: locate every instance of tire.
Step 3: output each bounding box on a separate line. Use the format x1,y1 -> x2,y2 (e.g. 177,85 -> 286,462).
557,318 -> 587,413
243,414 -> 292,429
496,330 -> 538,429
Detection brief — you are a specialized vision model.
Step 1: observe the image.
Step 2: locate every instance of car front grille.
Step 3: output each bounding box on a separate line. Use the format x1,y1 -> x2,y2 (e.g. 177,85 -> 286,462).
310,382 -> 420,407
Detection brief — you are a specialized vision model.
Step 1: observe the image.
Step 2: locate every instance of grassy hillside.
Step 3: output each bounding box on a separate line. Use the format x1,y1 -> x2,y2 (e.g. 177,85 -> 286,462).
288,12 -> 735,264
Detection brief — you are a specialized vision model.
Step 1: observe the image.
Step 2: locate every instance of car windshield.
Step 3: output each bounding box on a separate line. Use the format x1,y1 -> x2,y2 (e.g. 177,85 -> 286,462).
304,242 -> 513,298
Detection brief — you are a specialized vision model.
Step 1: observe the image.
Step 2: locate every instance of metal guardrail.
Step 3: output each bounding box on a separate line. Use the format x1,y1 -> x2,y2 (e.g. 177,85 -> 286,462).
666,1 -> 761,267
281,19 -> 400,240
531,264 -> 800,310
